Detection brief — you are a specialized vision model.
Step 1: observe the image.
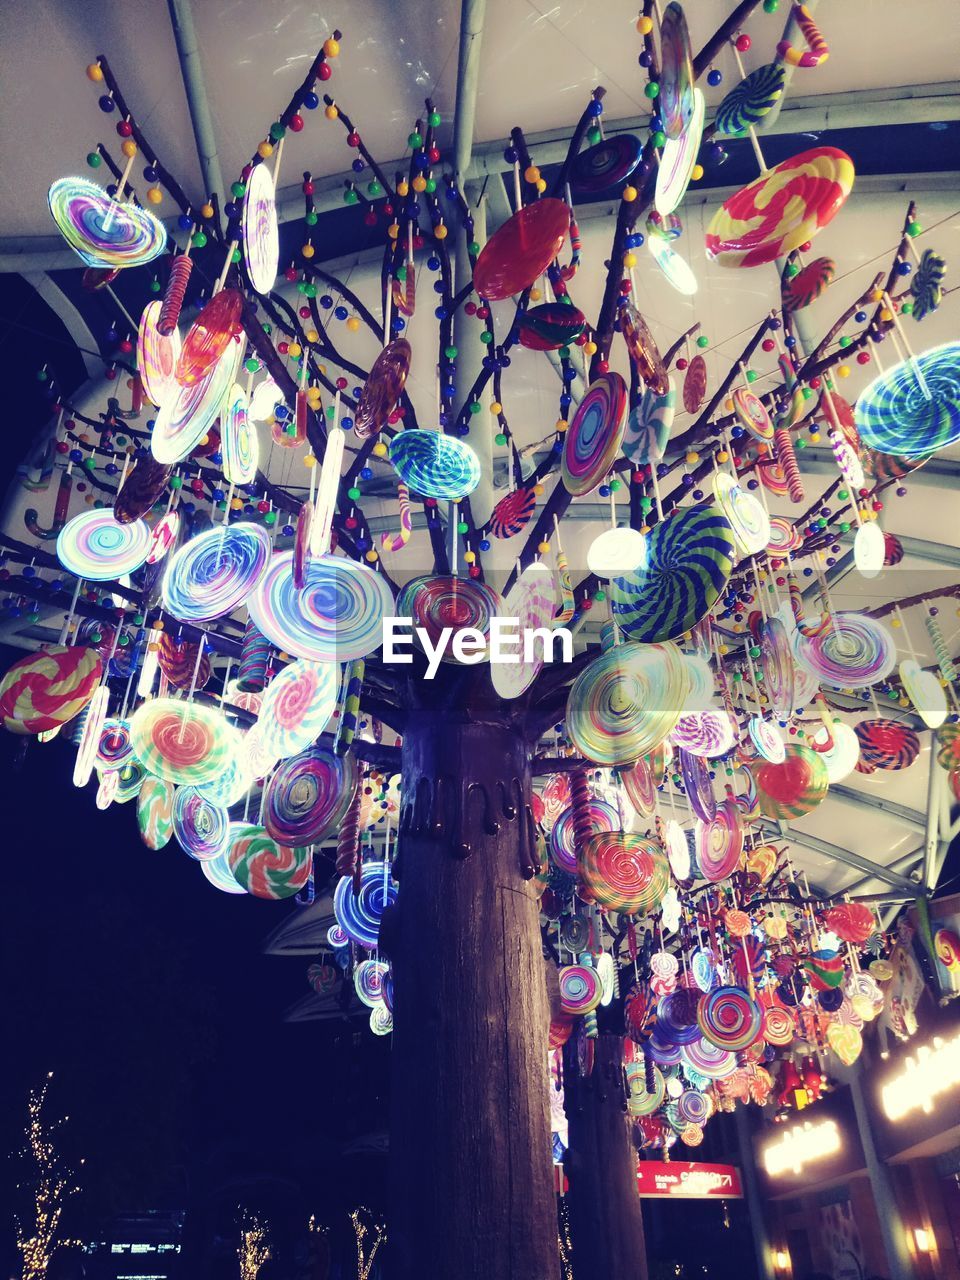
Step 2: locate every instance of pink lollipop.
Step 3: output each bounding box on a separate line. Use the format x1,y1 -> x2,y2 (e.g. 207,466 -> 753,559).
491,563 -> 556,699
137,299 -> 181,408
693,799 -> 744,882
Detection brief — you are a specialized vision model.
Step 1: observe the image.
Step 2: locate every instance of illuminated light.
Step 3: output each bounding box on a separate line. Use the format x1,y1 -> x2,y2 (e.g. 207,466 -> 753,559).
914,1228 -> 932,1253
774,1249 -> 790,1269
880,1031 -> 960,1121
761,1118 -> 841,1177
648,235 -> 698,295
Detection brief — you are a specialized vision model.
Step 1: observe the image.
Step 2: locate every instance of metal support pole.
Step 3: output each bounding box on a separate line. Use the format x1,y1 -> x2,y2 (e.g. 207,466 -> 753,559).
734,1106 -> 776,1280
924,755 -> 945,891
166,0 -> 225,210
849,1066 -> 914,1280
452,187 -> 493,528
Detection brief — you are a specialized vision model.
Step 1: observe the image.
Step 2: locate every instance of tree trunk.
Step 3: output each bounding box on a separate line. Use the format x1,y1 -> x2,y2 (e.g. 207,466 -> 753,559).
384,702 -> 558,1280
562,1033 -> 648,1280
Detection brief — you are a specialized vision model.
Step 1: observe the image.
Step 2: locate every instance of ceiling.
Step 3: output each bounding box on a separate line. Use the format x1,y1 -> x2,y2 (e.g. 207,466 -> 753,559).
1,0 -> 959,922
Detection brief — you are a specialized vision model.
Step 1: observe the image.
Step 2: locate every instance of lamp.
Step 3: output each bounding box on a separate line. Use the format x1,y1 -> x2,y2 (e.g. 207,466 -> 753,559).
914,1227 -> 932,1253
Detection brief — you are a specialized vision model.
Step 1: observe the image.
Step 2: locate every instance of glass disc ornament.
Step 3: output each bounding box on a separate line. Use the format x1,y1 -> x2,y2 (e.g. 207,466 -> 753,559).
473,198 -> 569,300
586,527 -> 646,578
793,612 -> 896,689
163,523 -> 271,622
551,800 -> 619,874
334,860 -> 397,949
854,342 -> 960,455
810,720 -> 860,782
242,160 -> 279,294
263,743 -> 358,845
146,511 -> 180,565
0,645 -> 102,736
137,775 -> 175,850
712,471 -> 770,557
671,709 -> 734,758
749,716 -> 785,764
566,641 -> 687,766
655,87 -> 705,217
129,698 -> 236,786
761,616 -> 796,719
176,288 -> 243,386
561,373 -> 628,496
611,506 -> 736,643
681,654 -> 714,712
389,429 -> 481,500
202,832 -> 248,895
489,487 -> 536,539
900,658 -> 947,729
114,453 -> 173,523
227,823 -> 311,900
620,304 -> 669,394
705,147 -> 855,268
854,521 -> 885,578
571,134 -> 644,197
854,718 -> 920,771
715,62 -> 784,137
693,799 -> 744,883
783,256 -> 835,311
682,354 -> 707,414
137,300 -> 182,408
152,336 -> 243,465
57,508 -> 151,580
679,747 -> 716,822
397,576 -> 502,665
624,379 -> 675,465
491,562 -> 556,699
659,3 -> 695,139
249,552 -> 393,663
648,235 -> 699,295
911,248 -> 946,320
755,744 -> 829,819
173,786 -> 229,861
355,340 -> 412,439
221,384 -> 259,486
665,819 -> 690,881
48,176 -> 167,268
580,832 -> 670,915
517,302 -> 587,351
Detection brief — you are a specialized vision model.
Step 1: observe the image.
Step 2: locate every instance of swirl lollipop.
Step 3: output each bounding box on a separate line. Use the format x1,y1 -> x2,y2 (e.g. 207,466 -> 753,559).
611,506 -> 735,643
570,135 -> 643,196
0,645 -> 103,735
681,1037 -> 738,1079
492,563 -> 556,699
683,355 -> 708,414
151,337 -> 243,466
561,373 -> 628,496
732,388 -> 773,442
130,698 -> 236,785
115,453 -> 173,524
396,576 -> 502,665
196,748 -> 253,807
242,161 -> 279,294
784,256 -> 835,311
473,198 -> 569,299
620,306 -> 669,394
766,517 -> 803,556
388,429 -> 481,500
761,616 -> 796,720
854,342 -> 960,455
715,63 -> 785,137
333,860 -> 398,949
679,748 -> 716,822
558,965 -> 603,1015
222,384 -> 259,486
173,786 -> 230,860
750,716 -> 785,764
263,743 -> 358,845
227,823 -> 311,899
624,380 -> 675,466
249,551 -> 393,663
137,776 -> 175,850
671,710 -> 734,758
619,754 -> 658,818
755,744 -> 829,819
566,641 -> 687,766
96,717 -> 134,772
48,176 -> 167,268
489,487 -> 536,539
176,289 -> 243,386
57,509 -> 151,580
257,660 -> 337,759
354,959 -> 389,1008
157,635 -> 211,691
705,148 -> 855,268
712,472 -> 770,557
855,719 -> 920,771
580,833 -> 670,915
658,2 -> 694,138
655,88 -> 705,217
517,302 -> 586,351
550,799 -> 618,874
794,613 -> 896,688
355,340 -> 412,439
693,799 -> 744,883
137,300 -> 182,408
911,248 -> 946,321
697,986 -> 762,1051
163,524 -> 271,622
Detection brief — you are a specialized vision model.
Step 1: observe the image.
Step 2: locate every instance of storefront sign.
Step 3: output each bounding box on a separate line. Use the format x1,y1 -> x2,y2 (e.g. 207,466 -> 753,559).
636,1160 -> 743,1199
761,1118 -> 841,1178
880,1030 -> 960,1121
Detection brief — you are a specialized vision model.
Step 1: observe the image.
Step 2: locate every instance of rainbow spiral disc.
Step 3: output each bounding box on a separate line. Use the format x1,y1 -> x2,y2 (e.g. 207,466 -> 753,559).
693,799 -> 744,883
793,612 -> 896,688
655,87 -> 706,216
130,698 -> 237,785
162,523 -> 272,622
712,472 -> 770,557
96,717 -> 134,771
681,1037 -> 738,1079
256,660 -> 338,759
242,161 -> 279,295
389,430 -> 481,500
221,384 -> 259,486
697,986 -> 762,1051
550,799 -> 619,874
611,507 -> 736,643
755,743 -> 829,819
761,616 -> 796,720
766,516 -> 803,555
137,300 -> 182,408
57,509 -> 151,580
854,342 -> 960,455
566,641 -> 687,765
491,563 -> 556,699
396,576 -> 502,665
137,775 -> 175,850
227,823 -> 311,899
48,176 -> 167,268
202,843 -> 248,895
670,710 -> 734,758
173,785 -> 230,861
580,832 -> 669,915
558,964 -> 603,1014
333,860 -> 398,950
151,337 -> 243,465
561,373 -> 628,496
355,959 -> 389,1008
249,552 -> 394,663
263,742 -> 358,845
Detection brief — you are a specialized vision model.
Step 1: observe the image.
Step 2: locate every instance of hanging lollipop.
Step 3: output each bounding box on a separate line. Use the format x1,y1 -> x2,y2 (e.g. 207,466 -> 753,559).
658,2 -> 694,139
173,787 -> 229,861
0,645 -> 102,736
731,387 -> 773,442
263,743 -> 358,845
712,472 -> 770,557
162,523 -> 271,622
705,147 -> 855,268
566,641 -> 688,766
221,384 -> 259,486
114,453 -> 172,523
334,860 -> 397,949
611,506 -> 736,643
570,134 -> 644,198
242,161 -> 279,294
380,483 -> 413,553
550,799 -> 618,874
783,257 -> 835,311
715,63 -> 785,138
157,634 -> 211,690
152,337 -> 243,465
48,176 -> 167,269
794,612 -> 896,689
623,380 -> 675,466
561,373 -> 628,496
854,341 -> 960,455
256,661 -> 338,760
176,289 -> 244,387
671,710 -> 734,759
57,508 -> 151,580
755,744 -> 829,819
910,248 -> 946,321
854,719 -> 920,771
473,198 -> 569,300
130,698 -> 237,786
682,355 -> 708,414
355,340 -> 412,439
655,89 -> 705,218
693,800 -> 744,883
491,563 -> 555,699
137,300 -> 182,408
678,747 -> 717,822
227,824 -> 311,899
620,305 -> 669,395
517,303 -> 586,351
900,658 -> 947,730
389,429 -> 481,500
489,487 -> 536,539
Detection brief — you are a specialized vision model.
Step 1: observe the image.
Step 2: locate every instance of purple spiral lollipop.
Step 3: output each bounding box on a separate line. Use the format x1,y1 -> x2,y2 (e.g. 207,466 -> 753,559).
677,1089 -> 710,1127
96,717 -> 133,771
678,748 -> 717,822
333,860 -> 398,950
48,177 -> 167,268
163,523 -> 272,622
354,958 -> 389,1008
671,710 -> 734,758
697,985 -> 762,1051
396,576 -> 502,665
550,798 -> 618,873
173,785 -> 230,861
680,1036 -> 738,1079
558,964 -> 603,1015
693,799 -> 744,883
657,990 -> 701,1046
57,508 -> 151,580
263,743 -> 358,846
646,1032 -> 684,1066
561,373 -> 628,497
151,337 -> 243,465
793,612 -> 896,688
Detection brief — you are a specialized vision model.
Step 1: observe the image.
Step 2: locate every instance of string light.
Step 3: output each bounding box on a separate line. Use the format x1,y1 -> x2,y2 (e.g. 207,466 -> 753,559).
14,1074 -> 83,1280
237,1213 -> 271,1280
350,1206 -> 386,1280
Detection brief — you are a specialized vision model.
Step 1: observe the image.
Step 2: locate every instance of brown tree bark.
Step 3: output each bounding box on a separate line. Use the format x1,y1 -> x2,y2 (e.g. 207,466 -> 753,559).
562,1033 -> 648,1280
383,684 -> 558,1280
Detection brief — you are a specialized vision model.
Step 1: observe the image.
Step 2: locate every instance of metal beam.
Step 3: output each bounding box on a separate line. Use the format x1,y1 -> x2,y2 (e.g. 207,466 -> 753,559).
798,449 -> 960,487
838,846 -> 924,898
22,272 -> 100,378
923,756 -> 945,891
166,0 -> 225,209
828,784 -> 929,832
773,822 -> 920,891
452,0 -> 487,181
